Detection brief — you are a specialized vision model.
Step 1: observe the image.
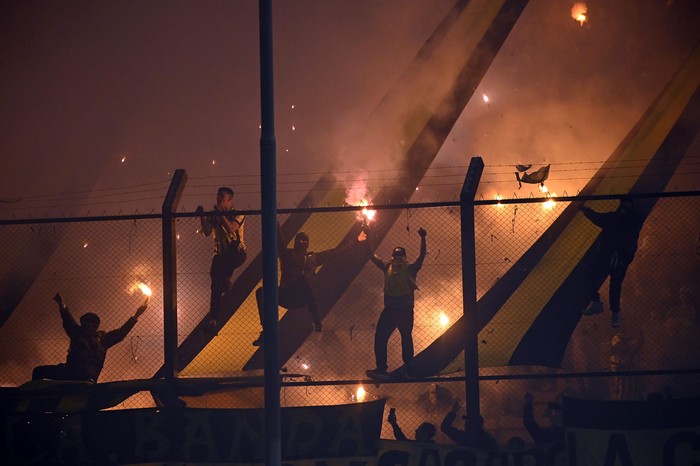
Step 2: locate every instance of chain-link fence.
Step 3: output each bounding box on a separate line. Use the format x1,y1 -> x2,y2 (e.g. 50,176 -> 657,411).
1,191 -> 698,444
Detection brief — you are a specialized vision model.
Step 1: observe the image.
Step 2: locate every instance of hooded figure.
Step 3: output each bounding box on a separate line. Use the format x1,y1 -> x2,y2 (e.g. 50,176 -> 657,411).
253,226 -> 364,346
580,198 -> 643,327
32,293 -> 147,383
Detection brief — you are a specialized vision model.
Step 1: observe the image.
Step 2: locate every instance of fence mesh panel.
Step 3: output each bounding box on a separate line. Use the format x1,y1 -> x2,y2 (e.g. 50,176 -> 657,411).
0,192 -> 698,439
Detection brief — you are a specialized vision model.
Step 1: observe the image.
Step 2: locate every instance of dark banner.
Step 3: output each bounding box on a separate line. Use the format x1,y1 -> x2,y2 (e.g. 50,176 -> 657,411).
564,396 -> 700,466
1,399 -> 385,465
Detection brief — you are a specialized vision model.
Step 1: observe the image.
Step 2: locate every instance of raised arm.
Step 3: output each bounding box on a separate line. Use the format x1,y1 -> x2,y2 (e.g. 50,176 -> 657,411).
387,408 -> 408,441
412,228 -> 427,270
440,399 -> 464,445
54,293 -> 80,338
104,299 -> 147,348
196,205 -> 213,237
580,206 -> 611,229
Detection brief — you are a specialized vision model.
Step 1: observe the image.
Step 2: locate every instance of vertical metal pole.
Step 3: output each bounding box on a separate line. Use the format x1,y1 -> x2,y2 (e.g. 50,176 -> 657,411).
162,168 -> 187,380
259,1 -> 281,466
460,157 -> 483,443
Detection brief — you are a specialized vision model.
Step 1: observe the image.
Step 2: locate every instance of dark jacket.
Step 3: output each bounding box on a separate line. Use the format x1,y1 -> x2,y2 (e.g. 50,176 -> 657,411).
61,306 -> 137,382
581,205 -> 641,261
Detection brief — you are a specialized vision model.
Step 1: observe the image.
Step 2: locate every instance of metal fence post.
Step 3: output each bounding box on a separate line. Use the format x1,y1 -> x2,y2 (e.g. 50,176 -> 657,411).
460,156 -> 483,442
162,169 -> 187,380
259,1 -> 281,465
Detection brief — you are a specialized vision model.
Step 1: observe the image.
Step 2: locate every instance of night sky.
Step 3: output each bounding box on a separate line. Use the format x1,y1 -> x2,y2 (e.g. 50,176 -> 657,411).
1,0 -> 698,218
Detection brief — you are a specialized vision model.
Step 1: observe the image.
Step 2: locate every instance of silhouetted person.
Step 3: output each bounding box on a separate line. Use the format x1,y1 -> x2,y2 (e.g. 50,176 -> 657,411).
366,227 -> 426,380
197,186 -> 247,329
387,407 -> 436,443
253,226 -> 366,345
32,293 -> 148,383
580,198 -> 642,327
441,399 -> 500,451
523,393 -> 563,444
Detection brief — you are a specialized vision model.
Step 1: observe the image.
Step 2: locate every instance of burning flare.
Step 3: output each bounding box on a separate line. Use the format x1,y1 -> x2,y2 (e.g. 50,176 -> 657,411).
355,386 -> 367,402
571,3 -> 587,26
130,282 -> 153,298
360,199 -> 376,223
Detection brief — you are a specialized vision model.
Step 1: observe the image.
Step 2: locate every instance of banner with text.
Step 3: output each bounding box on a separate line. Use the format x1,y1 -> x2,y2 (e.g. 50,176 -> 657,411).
1,399 -> 386,465
564,396 -> 700,466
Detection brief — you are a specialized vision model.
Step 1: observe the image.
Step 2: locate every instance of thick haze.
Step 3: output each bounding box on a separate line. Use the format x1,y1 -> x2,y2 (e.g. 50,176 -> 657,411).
1,0 -> 698,218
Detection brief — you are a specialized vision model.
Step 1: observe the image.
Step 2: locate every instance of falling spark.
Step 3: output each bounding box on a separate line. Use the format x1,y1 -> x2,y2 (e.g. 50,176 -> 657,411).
291,104 -> 295,109
212,160 -> 216,165
571,3 -> 587,26
482,93 -> 489,103
121,156 -> 126,163
439,310 -> 449,327
83,242 -> 88,248
176,233 -> 181,240
292,125 -> 296,131
356,386 -> 367,402
301,363 -> 309,370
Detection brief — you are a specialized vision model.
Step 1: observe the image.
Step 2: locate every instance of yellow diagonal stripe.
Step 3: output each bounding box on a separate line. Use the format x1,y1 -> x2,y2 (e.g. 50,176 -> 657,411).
182,187 -> 356,376
478,46 -> 700,367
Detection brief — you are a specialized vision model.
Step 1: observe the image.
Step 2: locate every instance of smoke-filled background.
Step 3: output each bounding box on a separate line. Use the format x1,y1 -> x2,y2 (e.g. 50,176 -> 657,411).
2,0 -> 698,215
0,0 -> 699,439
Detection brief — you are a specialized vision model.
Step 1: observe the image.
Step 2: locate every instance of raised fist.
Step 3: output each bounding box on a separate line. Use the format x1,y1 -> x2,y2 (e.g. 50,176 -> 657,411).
418,227 -> 427,238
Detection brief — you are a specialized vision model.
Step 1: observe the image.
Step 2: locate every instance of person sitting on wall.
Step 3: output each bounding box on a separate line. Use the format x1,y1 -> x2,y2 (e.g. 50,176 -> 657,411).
32,293 -> 148,383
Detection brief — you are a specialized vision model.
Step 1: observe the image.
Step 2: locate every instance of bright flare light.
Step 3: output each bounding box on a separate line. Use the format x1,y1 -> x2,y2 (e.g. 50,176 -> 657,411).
542,194 -> 558,211
439,311 -> 449,327
482,93 -> 489,103
495,194 -> 505,208
301,363 -> 310,370
130,282 -> 153,297
571,3 -> 588,26
356,386 -> 367,402
359,199 -> 376,223
538,184 -> 549,194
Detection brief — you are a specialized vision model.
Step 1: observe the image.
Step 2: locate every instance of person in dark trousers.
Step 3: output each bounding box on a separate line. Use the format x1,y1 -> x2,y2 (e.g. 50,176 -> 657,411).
365,227 -> 426,380
253,226 -> 366,345
387,407 -> 436,443
522,393 -> 564,444
197,187 -> 247,330
580,197 -> 642,328
32,293 -> 148,383
441,399 -> 500,451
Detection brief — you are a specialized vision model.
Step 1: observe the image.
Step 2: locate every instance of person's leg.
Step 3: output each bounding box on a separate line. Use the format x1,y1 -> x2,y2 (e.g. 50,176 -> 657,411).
32,364 -> 69,381
255,287 -> 265,326
582,252 -> 609,315
298,282 -> 322,331
609,256 -> 630,327
396,307 -> 415,370
373,306 -> 399,372
209,255 -> 227,323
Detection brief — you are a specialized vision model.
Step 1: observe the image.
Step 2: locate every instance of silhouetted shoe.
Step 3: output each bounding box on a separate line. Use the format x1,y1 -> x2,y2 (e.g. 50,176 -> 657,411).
204,317 -> 218,335
313,323 -> 323,332
611,312 -> 621,328
252,332 -> 264,347
582,301 -> 604,315
366,369 -> 389,380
